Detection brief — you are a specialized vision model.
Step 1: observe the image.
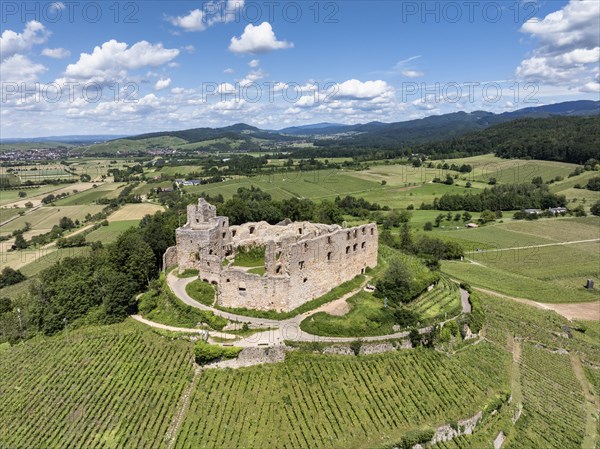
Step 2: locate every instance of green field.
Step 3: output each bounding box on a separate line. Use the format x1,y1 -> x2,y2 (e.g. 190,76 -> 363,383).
53,183 -> 125,206
85,220 -> 140,244
0,184 -> 68,206
0,205 -> 105,232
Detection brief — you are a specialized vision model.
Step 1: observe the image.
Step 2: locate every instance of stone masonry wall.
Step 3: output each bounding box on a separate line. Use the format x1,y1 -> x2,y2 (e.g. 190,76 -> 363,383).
173,198 -> 378,312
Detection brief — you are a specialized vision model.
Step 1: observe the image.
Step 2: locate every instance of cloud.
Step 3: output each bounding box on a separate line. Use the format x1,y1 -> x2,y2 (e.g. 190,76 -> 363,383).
41,47 -> 71,59
168,9 -> 206,32
334,79 -> 394,100
63,39 -> 179,83
516,0 -> 600,86
249,59 -> 260,68
0,21 -> 49,59
224,68 -> 234,73
155,78 -> 172,90
0,54 -> 47,83
49,2 -> 65,11
168,1 -> 245,31
229,22 -> 293,54
402,70 -> 424,78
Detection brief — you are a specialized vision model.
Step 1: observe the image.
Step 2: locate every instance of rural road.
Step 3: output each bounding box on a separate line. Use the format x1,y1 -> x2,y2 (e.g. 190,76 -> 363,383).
465,239 -> 600,254
131,273 -> 471,347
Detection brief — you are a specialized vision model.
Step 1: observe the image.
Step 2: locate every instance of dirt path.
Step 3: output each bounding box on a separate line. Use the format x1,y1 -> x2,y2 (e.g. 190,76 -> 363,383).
570,354 -> 599,449
473,286 -> 600,321
465,239 -> 599,254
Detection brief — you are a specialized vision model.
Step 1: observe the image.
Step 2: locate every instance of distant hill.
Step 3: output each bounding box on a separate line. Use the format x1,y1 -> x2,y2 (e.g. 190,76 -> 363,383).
0,135 -> 128,144
416,115 -> 600,164
10,100 -> 596,155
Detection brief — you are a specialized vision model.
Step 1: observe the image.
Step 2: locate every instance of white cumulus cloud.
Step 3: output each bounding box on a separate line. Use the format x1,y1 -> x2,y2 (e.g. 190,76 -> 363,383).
334,79 -> 394,100
63,39 -> 179,83
0,54 -> 47,83
229,22 -> 293,54
155,78 -> 172,90
402,70 -> 424,78
168,9 -> 206,32
0,21 -> 49,59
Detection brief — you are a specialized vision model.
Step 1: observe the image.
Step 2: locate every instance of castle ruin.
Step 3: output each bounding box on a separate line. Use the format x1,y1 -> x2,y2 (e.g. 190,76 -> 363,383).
164,198 -> 378,312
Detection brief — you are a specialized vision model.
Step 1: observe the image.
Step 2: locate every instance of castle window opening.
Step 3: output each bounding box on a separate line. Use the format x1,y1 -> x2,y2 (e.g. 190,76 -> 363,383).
371,228 -> 374,235
299,228 -> 303,234
226,279 -> 230,283
327,236 -> 332,244
276,265 -> 282,274
361,242 -> 366,249
346,246 -> 350,254
249,226 -> 255,234
354,230 -> 358,238
232,230 -> 237,237
303,277 -> 308,283
353,243 -> 358,251
362,227 -> 366,235
346,231 -> 351,240
299,261 -> 305,269
327,251 -> 332,261
209,249 -> 213,255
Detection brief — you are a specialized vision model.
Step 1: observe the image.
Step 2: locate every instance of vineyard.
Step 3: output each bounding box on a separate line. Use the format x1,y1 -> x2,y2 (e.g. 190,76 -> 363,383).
173,343 -> 510,449
505,343 -> 586,448
0,321 -> 194,449
407,275 -> 461,325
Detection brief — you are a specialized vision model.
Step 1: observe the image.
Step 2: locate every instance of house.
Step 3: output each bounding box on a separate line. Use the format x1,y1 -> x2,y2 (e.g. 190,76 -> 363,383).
524,209 -> 542,215
466,223 -> 479,228
548,207 -> 568,215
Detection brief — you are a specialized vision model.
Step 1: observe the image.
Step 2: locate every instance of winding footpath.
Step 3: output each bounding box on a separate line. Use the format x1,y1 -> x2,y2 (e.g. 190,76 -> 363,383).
132,272 -> 471,347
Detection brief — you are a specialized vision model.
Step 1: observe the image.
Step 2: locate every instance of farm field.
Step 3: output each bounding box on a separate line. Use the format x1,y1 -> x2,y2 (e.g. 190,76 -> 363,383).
0,207 -> 25,223
85,220 -> 140,244
175,343 -> 509,449
0,182 -> 101,208
53,182 -> 126,206
430,216 -> 599,251
0,184 -> 69,206
442,243 -> 599,304
107,203 -> 165,221
0,321 -> 194,449
0,205 -> 105,233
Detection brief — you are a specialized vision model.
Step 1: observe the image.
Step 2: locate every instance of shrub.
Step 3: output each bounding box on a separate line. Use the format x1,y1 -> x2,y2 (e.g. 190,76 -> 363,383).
396,427 -> 435,449
0,267 -> 26,288
350,339 -> 362,356
194,341 -> 242,364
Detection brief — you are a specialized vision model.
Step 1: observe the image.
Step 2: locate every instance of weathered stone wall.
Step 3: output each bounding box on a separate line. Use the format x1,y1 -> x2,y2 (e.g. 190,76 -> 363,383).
162,246 -> 178,271
172,198 -> 378,312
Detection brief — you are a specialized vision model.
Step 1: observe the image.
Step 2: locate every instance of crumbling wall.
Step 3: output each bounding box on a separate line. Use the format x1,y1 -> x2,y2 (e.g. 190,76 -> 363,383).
162,246 -> 178,271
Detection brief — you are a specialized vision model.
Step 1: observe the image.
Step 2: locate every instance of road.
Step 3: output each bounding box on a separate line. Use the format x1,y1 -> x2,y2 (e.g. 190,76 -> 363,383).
134,273 -> 472,347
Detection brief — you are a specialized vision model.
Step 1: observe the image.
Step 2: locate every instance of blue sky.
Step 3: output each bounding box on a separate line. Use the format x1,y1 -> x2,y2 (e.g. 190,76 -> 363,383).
1,0 -> 599,137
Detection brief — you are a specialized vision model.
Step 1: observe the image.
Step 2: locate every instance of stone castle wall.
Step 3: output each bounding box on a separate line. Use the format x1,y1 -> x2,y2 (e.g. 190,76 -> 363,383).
173,198 -> 378,312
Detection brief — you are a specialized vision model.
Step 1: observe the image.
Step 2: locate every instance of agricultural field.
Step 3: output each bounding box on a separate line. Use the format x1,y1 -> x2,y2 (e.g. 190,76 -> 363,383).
53,183 -> 126,206
174,343 -> 510,449
85,220 -> 141,244
0,205 -> 105,233
0,321 -> 195,449
442,241 -> 599,303
107,203 -> 165,221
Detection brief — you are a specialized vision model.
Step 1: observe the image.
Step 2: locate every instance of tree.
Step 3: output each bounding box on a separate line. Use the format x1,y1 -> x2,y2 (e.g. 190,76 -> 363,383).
80,174 -> 91,182
0,267 -> 26,288
462,211 -> 472,222
531,176 -> 543,187
488,178 -> 497,185
374,259 -> 414,304
393,306 -> 417,327
18,191 -> 27,198
409,328 -> 421,347
13,233 -> 28,250
454,213 -> 461,221
586,176 -> 600,191
313,200 -> 343,225
479,210 -> 496,223
399,223 -> 413,251
444,174 -> 454,185
465,181 -> 472,188
591,201 -> 600,216
423,222 -> 433,231
0,297 -> 12,314
24,202 -> 33,208
434,214 -> 444,227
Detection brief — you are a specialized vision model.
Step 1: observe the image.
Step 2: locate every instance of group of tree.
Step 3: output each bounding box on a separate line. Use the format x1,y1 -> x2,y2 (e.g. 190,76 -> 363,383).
422,183 -> 566,212
0,267 -> 26,289
381,223 -> 463,262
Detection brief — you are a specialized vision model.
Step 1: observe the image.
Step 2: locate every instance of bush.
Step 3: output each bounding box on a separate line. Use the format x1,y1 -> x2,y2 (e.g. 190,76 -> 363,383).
0,267 -> 26,288
350,339 -> 362,356
396,427 -> 435,449
194,341 -> 242,364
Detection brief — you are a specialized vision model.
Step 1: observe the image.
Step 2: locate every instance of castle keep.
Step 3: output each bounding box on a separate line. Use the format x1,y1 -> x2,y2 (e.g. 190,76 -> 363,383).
164,198 -> 378,312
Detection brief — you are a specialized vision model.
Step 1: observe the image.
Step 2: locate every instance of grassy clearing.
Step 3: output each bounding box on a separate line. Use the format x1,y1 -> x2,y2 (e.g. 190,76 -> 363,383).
107,203 -> 164,221
85,220 -> 140,244
300,276 -> 460,337
185,280 -> 215,306
232,245 -> 265,268
0,205 -> 104,232
443,241 -> 599,303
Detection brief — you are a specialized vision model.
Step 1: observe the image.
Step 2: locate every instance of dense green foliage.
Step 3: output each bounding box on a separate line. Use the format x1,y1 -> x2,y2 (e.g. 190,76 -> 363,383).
194,340 -> 242,364
0,267 -> 26,289
420,116 -> 600,164
427,183 -> 566,212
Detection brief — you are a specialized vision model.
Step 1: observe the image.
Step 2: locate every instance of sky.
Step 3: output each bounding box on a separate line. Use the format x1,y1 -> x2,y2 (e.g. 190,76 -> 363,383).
0,0 -> 599,137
